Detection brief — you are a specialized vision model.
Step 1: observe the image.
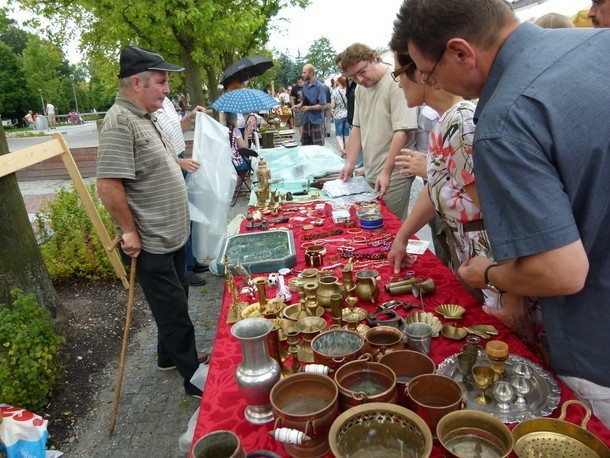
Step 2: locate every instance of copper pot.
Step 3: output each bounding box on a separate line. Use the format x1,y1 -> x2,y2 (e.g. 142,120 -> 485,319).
334,356 -> 397,411
270,373 -> 339,458
311,328 -> 364,373
379,350 -> 436,407
437,410 -> 514,458
363,325 -> 404,361
404,374 -> 465,438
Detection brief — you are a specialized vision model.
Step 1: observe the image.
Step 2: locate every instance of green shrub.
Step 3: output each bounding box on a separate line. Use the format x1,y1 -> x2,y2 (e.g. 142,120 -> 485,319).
34,182 -> 117,282
0,289 -> 65,413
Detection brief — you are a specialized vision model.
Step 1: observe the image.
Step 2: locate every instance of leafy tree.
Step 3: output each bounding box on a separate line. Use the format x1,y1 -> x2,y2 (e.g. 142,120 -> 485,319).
0,41 -> 32,121
0,13 -> 29,55
304,37 -> 336,78
0,129 -> 61,314
273,52 -> 298,90
16,0 -> 310,108
22,35 -> 66,113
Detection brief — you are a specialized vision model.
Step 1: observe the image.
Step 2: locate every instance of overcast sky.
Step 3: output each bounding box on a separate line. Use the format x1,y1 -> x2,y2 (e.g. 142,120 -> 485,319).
268,0 -> 593,59
1,0 -> 594,64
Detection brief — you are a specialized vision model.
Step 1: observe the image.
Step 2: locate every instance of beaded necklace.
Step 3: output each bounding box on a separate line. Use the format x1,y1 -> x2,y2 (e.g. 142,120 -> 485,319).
302,228 -> 343,240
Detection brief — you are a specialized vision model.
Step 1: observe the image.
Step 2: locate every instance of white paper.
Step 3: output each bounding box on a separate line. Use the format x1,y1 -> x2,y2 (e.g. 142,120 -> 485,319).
322,176 -> 374,198
407,239 -> 429,255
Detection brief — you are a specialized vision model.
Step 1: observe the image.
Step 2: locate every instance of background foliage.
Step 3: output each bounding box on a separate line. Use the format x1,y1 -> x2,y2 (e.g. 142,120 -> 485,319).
0,1 -> 344,125
34,183 -> 118,283
0,289 -> 65,412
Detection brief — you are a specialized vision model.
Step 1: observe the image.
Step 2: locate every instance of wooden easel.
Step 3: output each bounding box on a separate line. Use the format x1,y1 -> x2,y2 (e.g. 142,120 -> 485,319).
0,133 -> 128,288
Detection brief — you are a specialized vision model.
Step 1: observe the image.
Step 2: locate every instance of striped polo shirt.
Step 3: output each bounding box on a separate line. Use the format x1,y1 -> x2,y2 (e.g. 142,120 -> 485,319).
97,95 -> 189,254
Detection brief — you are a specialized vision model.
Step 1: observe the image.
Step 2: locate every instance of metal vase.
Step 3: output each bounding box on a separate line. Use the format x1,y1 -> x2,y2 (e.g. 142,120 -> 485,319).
231,318 -> 281,424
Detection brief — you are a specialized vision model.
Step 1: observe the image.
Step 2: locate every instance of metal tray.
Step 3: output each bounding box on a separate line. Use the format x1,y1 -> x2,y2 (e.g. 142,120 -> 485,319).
437,352 -> 561,424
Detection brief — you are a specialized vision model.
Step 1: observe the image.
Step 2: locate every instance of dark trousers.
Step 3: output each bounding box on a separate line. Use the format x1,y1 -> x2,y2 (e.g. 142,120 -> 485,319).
125,247 -> 199,388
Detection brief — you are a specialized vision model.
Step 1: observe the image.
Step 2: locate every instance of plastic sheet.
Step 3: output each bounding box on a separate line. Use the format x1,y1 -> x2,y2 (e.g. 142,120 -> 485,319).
188,114 -> 237,259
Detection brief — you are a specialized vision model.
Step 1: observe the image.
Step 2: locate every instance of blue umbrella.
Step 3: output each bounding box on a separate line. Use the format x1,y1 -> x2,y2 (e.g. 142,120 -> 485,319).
212,89 -> 278,113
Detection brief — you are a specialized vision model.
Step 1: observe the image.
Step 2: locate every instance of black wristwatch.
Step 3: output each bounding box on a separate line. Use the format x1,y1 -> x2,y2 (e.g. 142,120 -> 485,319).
484,263 -> 506,294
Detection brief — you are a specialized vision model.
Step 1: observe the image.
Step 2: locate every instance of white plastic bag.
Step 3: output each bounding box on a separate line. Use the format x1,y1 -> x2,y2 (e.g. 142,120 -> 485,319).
0,404 -> 49,458
187,114 -> 237,259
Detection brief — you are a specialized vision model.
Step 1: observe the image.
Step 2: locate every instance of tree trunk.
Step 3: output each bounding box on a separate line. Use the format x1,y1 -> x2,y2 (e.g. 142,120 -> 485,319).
0,126 -> 62,316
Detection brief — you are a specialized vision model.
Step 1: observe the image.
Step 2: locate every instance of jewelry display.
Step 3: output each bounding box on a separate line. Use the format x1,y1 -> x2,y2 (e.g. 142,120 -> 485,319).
302,228 -> 343,240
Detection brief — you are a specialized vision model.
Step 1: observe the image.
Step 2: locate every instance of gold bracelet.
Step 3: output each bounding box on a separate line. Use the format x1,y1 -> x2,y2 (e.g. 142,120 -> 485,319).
347,228 -> 363,234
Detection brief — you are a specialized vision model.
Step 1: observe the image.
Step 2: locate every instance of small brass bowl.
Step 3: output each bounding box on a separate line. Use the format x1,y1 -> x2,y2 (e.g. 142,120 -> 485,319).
435,304 -> 466,320
441,324 -> 468,341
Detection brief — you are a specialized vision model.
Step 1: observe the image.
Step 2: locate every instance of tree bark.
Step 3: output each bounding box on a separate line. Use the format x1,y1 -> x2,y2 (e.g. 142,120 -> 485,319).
0,126 -> 62,316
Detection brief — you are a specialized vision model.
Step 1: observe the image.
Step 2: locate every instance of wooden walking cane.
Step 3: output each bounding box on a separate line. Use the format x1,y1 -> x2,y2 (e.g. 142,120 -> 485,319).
108,237 -> 137,434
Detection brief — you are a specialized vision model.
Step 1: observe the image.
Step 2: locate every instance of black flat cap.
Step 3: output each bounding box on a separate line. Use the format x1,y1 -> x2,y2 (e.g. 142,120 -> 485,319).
119,46 -> 184,79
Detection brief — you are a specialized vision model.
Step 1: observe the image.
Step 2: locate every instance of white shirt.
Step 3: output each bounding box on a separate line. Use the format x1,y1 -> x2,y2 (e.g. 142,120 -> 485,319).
156,98 -> 185,156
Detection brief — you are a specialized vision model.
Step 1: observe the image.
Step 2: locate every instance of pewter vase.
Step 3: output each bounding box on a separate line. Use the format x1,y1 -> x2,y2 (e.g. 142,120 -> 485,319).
231,318 -> 281,425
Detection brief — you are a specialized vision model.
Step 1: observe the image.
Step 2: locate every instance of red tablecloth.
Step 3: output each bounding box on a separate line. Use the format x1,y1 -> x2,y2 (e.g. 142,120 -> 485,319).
193,200 -> 610,457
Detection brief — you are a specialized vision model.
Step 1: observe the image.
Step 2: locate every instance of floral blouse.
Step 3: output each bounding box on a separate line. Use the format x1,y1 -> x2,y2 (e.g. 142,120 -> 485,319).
427,101 -> 496,300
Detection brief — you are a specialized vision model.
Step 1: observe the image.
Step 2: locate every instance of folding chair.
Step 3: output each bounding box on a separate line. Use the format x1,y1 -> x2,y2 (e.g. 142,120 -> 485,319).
231,147 -> 258,207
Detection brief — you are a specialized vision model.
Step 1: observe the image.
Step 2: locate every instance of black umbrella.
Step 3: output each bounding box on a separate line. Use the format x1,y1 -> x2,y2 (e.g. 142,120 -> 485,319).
220,55 -> 274,87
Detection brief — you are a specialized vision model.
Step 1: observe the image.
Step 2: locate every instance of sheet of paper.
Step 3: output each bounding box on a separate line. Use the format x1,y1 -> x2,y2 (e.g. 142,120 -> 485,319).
322,177 -> 374,197
407,239 -> 430,255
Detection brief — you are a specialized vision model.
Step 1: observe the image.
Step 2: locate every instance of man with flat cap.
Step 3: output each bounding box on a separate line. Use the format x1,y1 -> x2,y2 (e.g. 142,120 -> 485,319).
97,46 -> 207,399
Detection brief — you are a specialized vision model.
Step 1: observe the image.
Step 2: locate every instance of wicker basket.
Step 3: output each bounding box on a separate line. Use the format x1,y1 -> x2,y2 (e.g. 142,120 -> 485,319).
328,402 -> 433,457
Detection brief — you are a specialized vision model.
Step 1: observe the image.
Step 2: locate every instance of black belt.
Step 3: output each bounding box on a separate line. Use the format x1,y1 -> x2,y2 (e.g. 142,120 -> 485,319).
450,219 -> 485,233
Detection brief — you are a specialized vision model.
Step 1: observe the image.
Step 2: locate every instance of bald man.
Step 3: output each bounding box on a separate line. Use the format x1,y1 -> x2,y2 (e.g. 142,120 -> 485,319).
294,63 -> 327,146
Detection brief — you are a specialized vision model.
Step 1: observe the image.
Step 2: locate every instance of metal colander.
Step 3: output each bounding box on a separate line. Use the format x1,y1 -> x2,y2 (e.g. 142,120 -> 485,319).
328,402 -> 433,458
512,400 -> 610,458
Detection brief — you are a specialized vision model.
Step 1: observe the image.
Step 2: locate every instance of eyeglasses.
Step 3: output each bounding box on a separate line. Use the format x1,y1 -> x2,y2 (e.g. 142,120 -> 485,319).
346,62 -> 369,80
391,62 -> 415,82
421,48 -> 445,87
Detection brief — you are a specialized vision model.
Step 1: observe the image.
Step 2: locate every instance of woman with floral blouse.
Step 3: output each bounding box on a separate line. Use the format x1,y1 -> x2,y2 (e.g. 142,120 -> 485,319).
387,51 -> 541,349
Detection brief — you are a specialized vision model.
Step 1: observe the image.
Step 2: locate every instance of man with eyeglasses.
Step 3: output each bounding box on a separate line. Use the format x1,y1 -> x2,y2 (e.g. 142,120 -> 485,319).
589,0 -> 610,27
393,0 -> 610,427
337,43 -> 418,221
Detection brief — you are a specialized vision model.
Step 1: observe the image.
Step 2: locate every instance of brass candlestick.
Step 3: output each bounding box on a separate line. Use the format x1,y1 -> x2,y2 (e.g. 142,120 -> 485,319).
285,327 -> 301,374
252,277 -> 269,314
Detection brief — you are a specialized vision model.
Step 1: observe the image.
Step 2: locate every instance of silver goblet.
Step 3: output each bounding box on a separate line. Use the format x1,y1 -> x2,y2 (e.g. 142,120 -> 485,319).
513,362 -> 533,379
457,352 -> 476,392
510,375 -> 531,407
493,381 -> 514,410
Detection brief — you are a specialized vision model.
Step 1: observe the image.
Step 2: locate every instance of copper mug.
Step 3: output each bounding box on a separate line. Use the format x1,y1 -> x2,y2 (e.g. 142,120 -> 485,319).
404,374 -> 465,438
191,430 -> 246,458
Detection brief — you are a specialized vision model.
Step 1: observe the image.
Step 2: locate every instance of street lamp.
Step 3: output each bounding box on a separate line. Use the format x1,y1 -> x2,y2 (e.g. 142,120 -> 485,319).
38,88 -> 45,114
70,75 -> 80,119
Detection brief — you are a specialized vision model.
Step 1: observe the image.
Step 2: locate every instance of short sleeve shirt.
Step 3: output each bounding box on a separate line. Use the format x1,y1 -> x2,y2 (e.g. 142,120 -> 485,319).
97,95 -> 189,254
353,66 -> 418,181
473,23 -> 610,385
